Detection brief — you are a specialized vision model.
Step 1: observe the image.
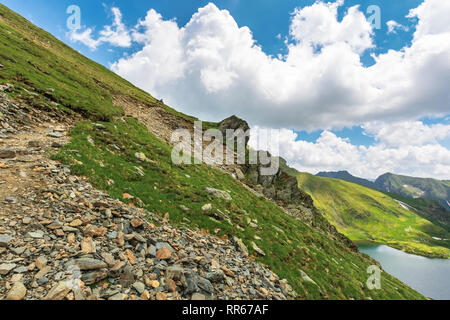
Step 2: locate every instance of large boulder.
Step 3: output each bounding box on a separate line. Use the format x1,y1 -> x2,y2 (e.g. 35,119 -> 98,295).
218,115 -> 250,147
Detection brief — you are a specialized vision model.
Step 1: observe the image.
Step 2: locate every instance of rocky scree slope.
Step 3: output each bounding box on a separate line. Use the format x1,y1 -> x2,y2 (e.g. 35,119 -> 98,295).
0,92 -> 294,300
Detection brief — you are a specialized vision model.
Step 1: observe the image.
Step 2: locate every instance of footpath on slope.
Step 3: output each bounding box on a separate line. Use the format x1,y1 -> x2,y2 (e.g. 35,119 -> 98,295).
0,91 -> 295,300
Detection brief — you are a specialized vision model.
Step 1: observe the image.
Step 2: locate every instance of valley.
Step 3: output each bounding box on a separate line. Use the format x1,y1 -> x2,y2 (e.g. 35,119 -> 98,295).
297,172 -> 450,258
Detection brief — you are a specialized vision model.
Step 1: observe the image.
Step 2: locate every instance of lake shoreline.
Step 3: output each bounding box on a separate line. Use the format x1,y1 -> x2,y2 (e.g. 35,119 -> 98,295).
354,239 -> 450,259
357,243 -> 450,300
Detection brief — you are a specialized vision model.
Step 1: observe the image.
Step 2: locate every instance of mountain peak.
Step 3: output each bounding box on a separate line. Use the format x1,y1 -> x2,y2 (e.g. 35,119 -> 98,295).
316,171 -> 376,189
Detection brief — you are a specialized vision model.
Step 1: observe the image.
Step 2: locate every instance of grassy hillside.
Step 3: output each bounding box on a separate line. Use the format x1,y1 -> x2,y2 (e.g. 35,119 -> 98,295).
375,173 -> 450,210
298,173 -> 450,258
380,191 -> 450,232
0,4 -> 426,299
52,119 -> 427,299
0,3 -> 201,123
312,170 -> 450,230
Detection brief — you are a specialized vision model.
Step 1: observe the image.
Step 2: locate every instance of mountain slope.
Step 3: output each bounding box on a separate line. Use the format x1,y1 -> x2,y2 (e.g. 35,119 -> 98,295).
379,191 -> 450,231
314,171 -> 450,229
0,108 -> 295,300
375,173 -> 450,210
0,4 -> 425,300
316,171 -> 376,190
297,173 -> 450,258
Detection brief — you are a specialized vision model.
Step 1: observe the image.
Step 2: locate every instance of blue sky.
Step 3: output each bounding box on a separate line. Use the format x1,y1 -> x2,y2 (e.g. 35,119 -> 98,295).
1,0 -> 449,178
1,0 -> 422,68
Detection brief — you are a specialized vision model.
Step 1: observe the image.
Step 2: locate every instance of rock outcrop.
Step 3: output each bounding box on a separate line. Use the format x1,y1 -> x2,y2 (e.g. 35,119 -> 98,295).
244,151 -> 314,208
218,115 -> 250,137
217,115 -> 356,250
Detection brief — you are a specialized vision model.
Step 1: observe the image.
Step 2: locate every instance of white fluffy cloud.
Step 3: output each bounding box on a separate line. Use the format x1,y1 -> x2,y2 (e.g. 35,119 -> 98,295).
249,121 -> 450,180
362,121 -> 450,147
290,0 -> 373,54
70,7 -> 131,50
386,20 -> 408,34
111,0 -> 450,131
407,0 -> 450,39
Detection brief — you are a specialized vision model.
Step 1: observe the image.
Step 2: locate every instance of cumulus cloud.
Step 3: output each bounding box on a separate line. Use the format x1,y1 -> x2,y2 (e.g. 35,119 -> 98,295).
110,0 -> 450,131
249,121 -> 450,180
289,1 -> 373,54
386,20 -> 408,34
407,0 -> 450,39
70,7 -> 131,50
362,121 -> 450,147
69,28 -> 100,50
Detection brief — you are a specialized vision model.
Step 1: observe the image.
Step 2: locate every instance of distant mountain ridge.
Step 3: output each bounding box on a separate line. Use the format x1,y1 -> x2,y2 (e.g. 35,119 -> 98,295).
316,171 -> 376,189
374,173 -> 450,211
298,172 -> 450,258
315,171 -> 450,211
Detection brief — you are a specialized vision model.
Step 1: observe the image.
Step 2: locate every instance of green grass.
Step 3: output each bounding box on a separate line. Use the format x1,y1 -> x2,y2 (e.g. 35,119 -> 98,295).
380,191 -> 450,232
0,3 -> 425,299
0,3 -> 207,123
297,173 -> 450,259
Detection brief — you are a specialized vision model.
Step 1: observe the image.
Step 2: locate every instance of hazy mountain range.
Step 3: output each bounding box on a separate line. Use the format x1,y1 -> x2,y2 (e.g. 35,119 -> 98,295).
316,171 -> 450,211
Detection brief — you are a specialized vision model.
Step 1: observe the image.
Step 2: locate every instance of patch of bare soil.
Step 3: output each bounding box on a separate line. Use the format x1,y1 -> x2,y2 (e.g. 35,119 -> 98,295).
113,95 -> 194,144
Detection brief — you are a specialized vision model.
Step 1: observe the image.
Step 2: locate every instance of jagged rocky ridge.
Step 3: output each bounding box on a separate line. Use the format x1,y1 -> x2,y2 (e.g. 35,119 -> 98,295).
218,116 -> 357,250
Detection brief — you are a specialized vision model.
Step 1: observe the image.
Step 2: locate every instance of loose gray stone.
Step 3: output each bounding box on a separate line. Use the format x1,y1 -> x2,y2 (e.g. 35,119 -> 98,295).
133,281 -> 146,295
5,197 -> 17,204
70,258 -> 107,271
205,270 -> 225,283
205,187 -> 232,201
133,233 -> 146,243
0,149 -> 16,159
0,263 -> 17,275
0,234 -> 12,247
27,230 -> 44,239
82,269 -> 108,285
192,293 -> 207,300
48,132 -> 63,138
300,270 -> 317,285
12,247 -> 26,255
147,245 -> 157,257
156,242 -> 173,252
37,277 -> 49,285
14,266 -> 28,273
